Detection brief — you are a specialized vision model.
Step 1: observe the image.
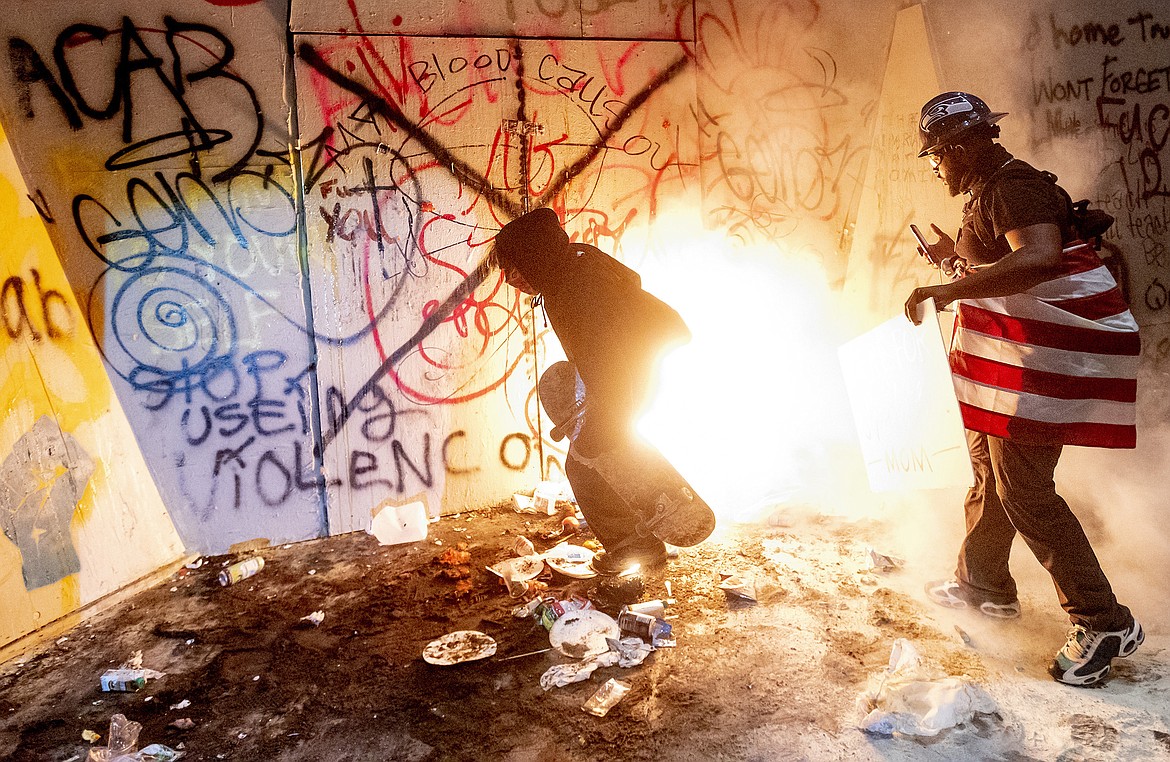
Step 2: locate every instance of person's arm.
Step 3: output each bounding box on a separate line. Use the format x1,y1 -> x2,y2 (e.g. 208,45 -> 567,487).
904,223 -> 1062,323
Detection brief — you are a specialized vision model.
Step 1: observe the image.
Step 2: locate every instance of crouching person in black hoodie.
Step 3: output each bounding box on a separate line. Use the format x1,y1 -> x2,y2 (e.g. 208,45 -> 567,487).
492,208 -> 698,575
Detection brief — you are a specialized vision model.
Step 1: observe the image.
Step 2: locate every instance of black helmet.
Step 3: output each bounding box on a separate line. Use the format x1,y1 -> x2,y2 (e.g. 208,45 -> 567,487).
917,92 -> 1007,157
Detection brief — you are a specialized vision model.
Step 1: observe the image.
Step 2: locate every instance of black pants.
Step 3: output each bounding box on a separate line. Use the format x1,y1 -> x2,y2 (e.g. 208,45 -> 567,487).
956,430 -> 1131,631
565,446 -> 664,557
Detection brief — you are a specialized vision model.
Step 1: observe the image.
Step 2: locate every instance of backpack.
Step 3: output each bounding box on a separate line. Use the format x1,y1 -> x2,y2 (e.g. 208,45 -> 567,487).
1038,170 -> 1115,248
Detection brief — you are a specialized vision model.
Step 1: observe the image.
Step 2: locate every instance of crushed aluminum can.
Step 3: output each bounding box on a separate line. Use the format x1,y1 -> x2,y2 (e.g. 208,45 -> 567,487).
218,557 -> 264,586
617,608 -> 672,646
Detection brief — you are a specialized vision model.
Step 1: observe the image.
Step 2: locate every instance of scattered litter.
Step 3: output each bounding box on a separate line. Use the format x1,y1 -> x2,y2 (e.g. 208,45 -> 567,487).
617,608 -> 673,647
511,493 -> 540,514
139,743 -> 184,761
532,481 -> 562,515
665,580 -> 673,597
436,547 -> 472,582
857,638 -> 997,736
218,557 -> 264,586
436,548 -> 471,566
252,675 -> 260,681
496,647 -> 553,662
549,610 -> 620,658
955,625 -> 972,646
125,651 -> 144,670
169,700 -> 191,711
300,611 -> 325,627
183,558 -> 204,570
422,631 -> 497,666
535,596 -> 594,631
542,544 -> 596,579
169,718 -> 195,731
513,535 -> 536,557
582,678 -> 632,717
718,574 -> 758,603
56,636 -> 68,645
867,547 -> 905,572
84,713 -> 141,760
539,636 -> 654,690
308,569 -> 316,575
540,658 -> 604,689
542,515 -> 581,540
82,729 -> 100,743
369,501 -> 428,545
488,556 -> 544,585
100,670 -> 150,693
607,637 -> 654,667
627,600 -> 666,619
511,598 -> 543,619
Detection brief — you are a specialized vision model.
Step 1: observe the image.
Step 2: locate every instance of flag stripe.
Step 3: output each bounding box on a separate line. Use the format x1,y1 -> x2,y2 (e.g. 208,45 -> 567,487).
959,403 -> 1136,448
953,377 -> 1136,425
957,304 -> 1141,355
952,351 -> 1137,402
1042,286 -> 1132,322
954,331 -> 1141,378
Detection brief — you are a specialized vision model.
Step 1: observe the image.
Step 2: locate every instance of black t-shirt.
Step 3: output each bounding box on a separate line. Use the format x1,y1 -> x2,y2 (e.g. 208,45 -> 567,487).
956,158 -> 1073,266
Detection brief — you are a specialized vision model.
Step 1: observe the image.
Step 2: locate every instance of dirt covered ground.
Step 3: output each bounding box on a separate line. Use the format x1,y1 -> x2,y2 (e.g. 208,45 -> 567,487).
1,503 -> 1168,761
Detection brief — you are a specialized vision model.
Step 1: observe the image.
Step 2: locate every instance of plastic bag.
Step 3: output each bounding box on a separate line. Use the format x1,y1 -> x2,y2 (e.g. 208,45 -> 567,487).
582,678 -> 632,717
86,715 -> 182,761
856,639 -> 996,736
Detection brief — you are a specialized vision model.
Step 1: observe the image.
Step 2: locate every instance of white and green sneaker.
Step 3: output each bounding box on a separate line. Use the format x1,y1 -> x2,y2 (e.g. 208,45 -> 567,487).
1050,618 -> 1144,687
924,579 -> 1021,619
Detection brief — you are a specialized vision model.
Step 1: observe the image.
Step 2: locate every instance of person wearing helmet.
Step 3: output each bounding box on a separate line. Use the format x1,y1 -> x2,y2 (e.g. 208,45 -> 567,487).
492,207 -> 692,575
904,92 -> 1142,686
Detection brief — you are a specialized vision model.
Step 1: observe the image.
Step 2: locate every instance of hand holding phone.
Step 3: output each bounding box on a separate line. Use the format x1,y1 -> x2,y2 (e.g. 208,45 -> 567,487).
910,223 -> 930,253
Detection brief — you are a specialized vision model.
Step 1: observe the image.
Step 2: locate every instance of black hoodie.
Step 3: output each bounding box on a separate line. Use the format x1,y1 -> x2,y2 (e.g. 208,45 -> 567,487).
494,209 -> 690,456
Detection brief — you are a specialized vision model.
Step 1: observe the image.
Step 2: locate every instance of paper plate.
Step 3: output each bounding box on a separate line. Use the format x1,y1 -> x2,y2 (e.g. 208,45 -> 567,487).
543,544 -> 596,579
422,631 -> 497,666
487,555 -> 545,581
549,609 -> 620,658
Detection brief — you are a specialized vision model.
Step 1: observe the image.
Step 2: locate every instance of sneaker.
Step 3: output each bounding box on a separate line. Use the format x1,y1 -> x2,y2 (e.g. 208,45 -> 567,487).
590,545 -> 668,576
1050,618 -> 1144,687
924,579 -> 1021,619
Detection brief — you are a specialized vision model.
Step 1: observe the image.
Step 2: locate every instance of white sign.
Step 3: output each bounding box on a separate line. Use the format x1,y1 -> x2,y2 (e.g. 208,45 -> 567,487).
838,300 -> 973,492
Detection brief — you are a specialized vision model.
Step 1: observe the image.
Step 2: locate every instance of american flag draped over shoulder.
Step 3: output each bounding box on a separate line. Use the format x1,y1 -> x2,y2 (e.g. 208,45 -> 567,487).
950,241 -> 1140,448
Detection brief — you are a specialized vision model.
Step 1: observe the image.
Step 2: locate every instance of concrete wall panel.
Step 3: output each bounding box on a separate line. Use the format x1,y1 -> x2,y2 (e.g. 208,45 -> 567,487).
294,33 -> 699,530
1,122 -> 183,648
0,1 -> 324,553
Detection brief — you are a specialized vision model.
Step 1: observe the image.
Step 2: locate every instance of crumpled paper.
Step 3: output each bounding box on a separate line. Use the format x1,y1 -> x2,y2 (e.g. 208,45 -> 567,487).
539,637 -> 653,690
718,574 -> 757,603
857,638 -> 996,736
867,547 -> 905,572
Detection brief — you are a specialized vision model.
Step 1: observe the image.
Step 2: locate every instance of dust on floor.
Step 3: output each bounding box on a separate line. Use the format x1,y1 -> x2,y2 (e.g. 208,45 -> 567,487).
1,504 -> 1167,761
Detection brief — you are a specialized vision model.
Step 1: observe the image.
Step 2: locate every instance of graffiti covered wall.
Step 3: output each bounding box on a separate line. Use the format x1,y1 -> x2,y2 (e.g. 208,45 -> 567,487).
1,122 -> 183,647
0,0 -> 325,553
0,0 -> 1167,634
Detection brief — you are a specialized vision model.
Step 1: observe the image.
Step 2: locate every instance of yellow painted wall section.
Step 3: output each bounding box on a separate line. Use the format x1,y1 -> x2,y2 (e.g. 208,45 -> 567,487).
0,122 -> 184,649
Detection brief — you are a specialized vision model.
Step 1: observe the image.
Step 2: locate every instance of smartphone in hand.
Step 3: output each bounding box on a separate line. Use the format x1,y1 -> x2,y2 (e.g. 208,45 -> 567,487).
910,223 -> 930,252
